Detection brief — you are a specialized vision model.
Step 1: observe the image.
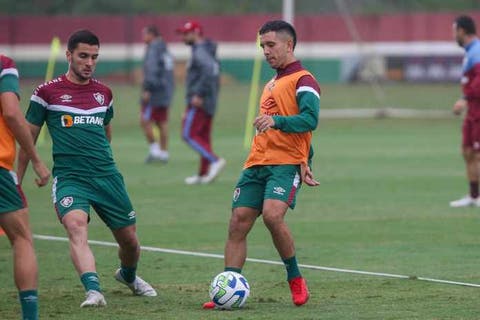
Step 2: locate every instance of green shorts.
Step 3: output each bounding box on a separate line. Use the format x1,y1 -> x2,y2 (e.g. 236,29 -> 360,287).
232,165 -> 302,211
52,173 -> 136,230
0,168 -> 26,214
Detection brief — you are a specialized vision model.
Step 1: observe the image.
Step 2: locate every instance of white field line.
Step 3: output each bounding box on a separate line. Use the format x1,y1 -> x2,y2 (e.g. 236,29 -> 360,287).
320,108 -> 452,119
33,234 -> 480,288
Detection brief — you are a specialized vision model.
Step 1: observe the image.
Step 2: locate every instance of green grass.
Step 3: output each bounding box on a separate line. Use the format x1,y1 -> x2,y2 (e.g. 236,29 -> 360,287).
2,81 -> 479,319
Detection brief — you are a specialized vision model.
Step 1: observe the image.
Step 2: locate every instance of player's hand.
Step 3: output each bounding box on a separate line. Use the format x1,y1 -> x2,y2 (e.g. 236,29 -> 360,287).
254,115 -> 275,133
301,163 -> 320,187
31,159 -> 50,187
141,91 -> 151,105
453,98 -> 467,115
191,95 -> 204,108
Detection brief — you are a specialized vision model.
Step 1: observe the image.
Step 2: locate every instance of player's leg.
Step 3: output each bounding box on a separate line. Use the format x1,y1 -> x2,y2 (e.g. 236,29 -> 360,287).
224,207 -> 259,269
0,169 -> 39,319
203,169 -> 262,309
61,210 -> 106,307
451,119 -> 480,207
91,173 -> 156,297
199,115 -> 225,184
0,208 -> 39,319
182,107 -> 219,183
111,225 -> 156,296
262,165 -> 309,306
141,105 -> 162,162
54,176 -> 105,307
156,107 -> 169,160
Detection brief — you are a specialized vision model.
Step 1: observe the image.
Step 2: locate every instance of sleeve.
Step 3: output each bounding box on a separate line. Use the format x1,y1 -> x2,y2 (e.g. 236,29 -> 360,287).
0,57 -> 20,97
272,75 -> 320,133
463,63 -> 480,99
104,97 -> 114,125
143,43 -> 163,91
25,90 -> 48,126
189,48 -> 218,97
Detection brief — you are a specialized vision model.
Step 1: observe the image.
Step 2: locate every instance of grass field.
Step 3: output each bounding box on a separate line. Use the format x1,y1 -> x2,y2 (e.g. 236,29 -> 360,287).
1,81 -> 480,319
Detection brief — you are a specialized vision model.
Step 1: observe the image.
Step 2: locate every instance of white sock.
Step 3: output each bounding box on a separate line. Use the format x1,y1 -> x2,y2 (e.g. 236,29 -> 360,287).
149,143 -> 161,155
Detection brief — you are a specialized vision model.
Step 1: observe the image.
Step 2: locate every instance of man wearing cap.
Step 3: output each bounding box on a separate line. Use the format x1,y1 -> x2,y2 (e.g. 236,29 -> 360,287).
177,21 -> 225,185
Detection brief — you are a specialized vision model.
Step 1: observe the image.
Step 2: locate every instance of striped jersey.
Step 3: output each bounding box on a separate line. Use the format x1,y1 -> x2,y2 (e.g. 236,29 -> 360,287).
244,61 -> 320,168
0,55 -> 20,170
26,75 -> 117,177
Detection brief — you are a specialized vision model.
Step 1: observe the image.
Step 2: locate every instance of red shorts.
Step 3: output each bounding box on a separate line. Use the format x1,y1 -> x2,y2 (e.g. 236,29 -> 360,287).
462,118 -> 480,150
141,105 -> 168,123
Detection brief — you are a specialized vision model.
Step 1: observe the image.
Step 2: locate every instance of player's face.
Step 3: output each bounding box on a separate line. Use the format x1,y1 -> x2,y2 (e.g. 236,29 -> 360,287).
260,31 -> 293,69
67,43 -> 99,83
182,31 -> 196,45
453,22 -> 465,47
142,29 -> 154,44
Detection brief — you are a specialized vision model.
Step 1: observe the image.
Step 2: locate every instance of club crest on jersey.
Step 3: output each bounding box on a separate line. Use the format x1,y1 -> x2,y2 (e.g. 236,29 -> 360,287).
268,79 -> 276,91
93,92 -> 105,105
233,188 -> 241,202
59,196 -> 73,208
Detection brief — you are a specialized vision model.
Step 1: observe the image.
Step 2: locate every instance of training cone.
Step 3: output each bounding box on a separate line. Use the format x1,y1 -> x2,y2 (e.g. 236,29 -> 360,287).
0,228 -> 5,236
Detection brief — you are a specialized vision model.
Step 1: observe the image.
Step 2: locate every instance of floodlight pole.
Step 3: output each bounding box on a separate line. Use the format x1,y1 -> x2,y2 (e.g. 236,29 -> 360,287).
283,0 -> 294,25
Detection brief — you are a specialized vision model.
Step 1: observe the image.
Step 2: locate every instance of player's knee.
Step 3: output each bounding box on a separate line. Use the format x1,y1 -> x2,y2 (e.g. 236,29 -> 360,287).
262,212 -> 282,230
118,236 -> 139,252
228,212 -> 253,236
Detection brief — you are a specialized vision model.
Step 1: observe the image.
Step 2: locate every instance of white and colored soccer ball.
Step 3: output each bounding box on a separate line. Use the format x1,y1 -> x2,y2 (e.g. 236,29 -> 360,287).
209,271 -> 250,309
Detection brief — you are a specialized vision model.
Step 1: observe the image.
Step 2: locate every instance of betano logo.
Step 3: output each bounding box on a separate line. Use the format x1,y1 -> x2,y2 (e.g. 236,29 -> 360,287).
61,115 -> 73,127
60,115 -> 104,127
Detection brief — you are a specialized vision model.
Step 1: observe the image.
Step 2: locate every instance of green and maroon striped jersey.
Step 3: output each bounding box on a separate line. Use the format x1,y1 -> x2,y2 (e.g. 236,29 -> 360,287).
26,75 -> 117,177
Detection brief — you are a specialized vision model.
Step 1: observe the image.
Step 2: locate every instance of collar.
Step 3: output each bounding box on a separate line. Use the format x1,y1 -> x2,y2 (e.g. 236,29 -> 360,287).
276,60 -> 303,79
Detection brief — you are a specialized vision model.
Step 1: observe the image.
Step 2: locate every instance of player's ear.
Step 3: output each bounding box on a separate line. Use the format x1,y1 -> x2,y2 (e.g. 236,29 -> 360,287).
66,50 -> 73,64
286,38 -> 294,53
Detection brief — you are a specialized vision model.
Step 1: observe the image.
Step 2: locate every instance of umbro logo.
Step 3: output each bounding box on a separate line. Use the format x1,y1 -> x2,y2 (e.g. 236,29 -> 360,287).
273,186 -> 285,195
60,94 -> 72,102
128,211 -> 136,219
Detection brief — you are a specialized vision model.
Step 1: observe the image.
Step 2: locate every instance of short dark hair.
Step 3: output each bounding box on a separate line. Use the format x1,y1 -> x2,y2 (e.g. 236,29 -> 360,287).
259,20 -> 297,50
144,25 -> 159,37
67,29 -> 100,52
455,15 -> 476,35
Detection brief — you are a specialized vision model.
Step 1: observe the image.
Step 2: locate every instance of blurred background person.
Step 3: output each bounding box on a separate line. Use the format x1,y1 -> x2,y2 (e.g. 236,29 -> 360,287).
141,25 -> 175,163
0,54 -> 50,320
450,15 -> 480,207
177,21 -> 225,185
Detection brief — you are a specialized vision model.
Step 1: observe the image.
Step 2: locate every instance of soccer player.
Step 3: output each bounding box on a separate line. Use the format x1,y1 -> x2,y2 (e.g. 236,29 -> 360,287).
140,25 -> 175,163
203,20 -> 320,309
450,15 -> 480,207
17,30 -> 157,307
0,54 -> 50,320
177,21 -> 226,184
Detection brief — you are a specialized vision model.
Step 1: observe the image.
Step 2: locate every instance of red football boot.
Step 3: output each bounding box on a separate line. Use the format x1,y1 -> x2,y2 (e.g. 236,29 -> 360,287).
202,301 -> 216,309
288,276 -> 310,306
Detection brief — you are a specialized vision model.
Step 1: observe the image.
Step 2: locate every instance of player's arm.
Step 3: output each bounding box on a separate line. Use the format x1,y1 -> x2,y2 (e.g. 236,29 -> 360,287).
16,123 -> 48,186
190,48 -> 218,107
104,124 -> 112,142
463,63 -> 480,99
255,75 -> 320,133
18,89 -> 51,185
143,42 -> 163,92
104,103 -> 113,142
2,92 -> 50,187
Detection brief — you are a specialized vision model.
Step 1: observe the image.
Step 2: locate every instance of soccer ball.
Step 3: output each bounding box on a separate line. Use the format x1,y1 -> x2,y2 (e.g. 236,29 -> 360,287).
209,271 -> 250,309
